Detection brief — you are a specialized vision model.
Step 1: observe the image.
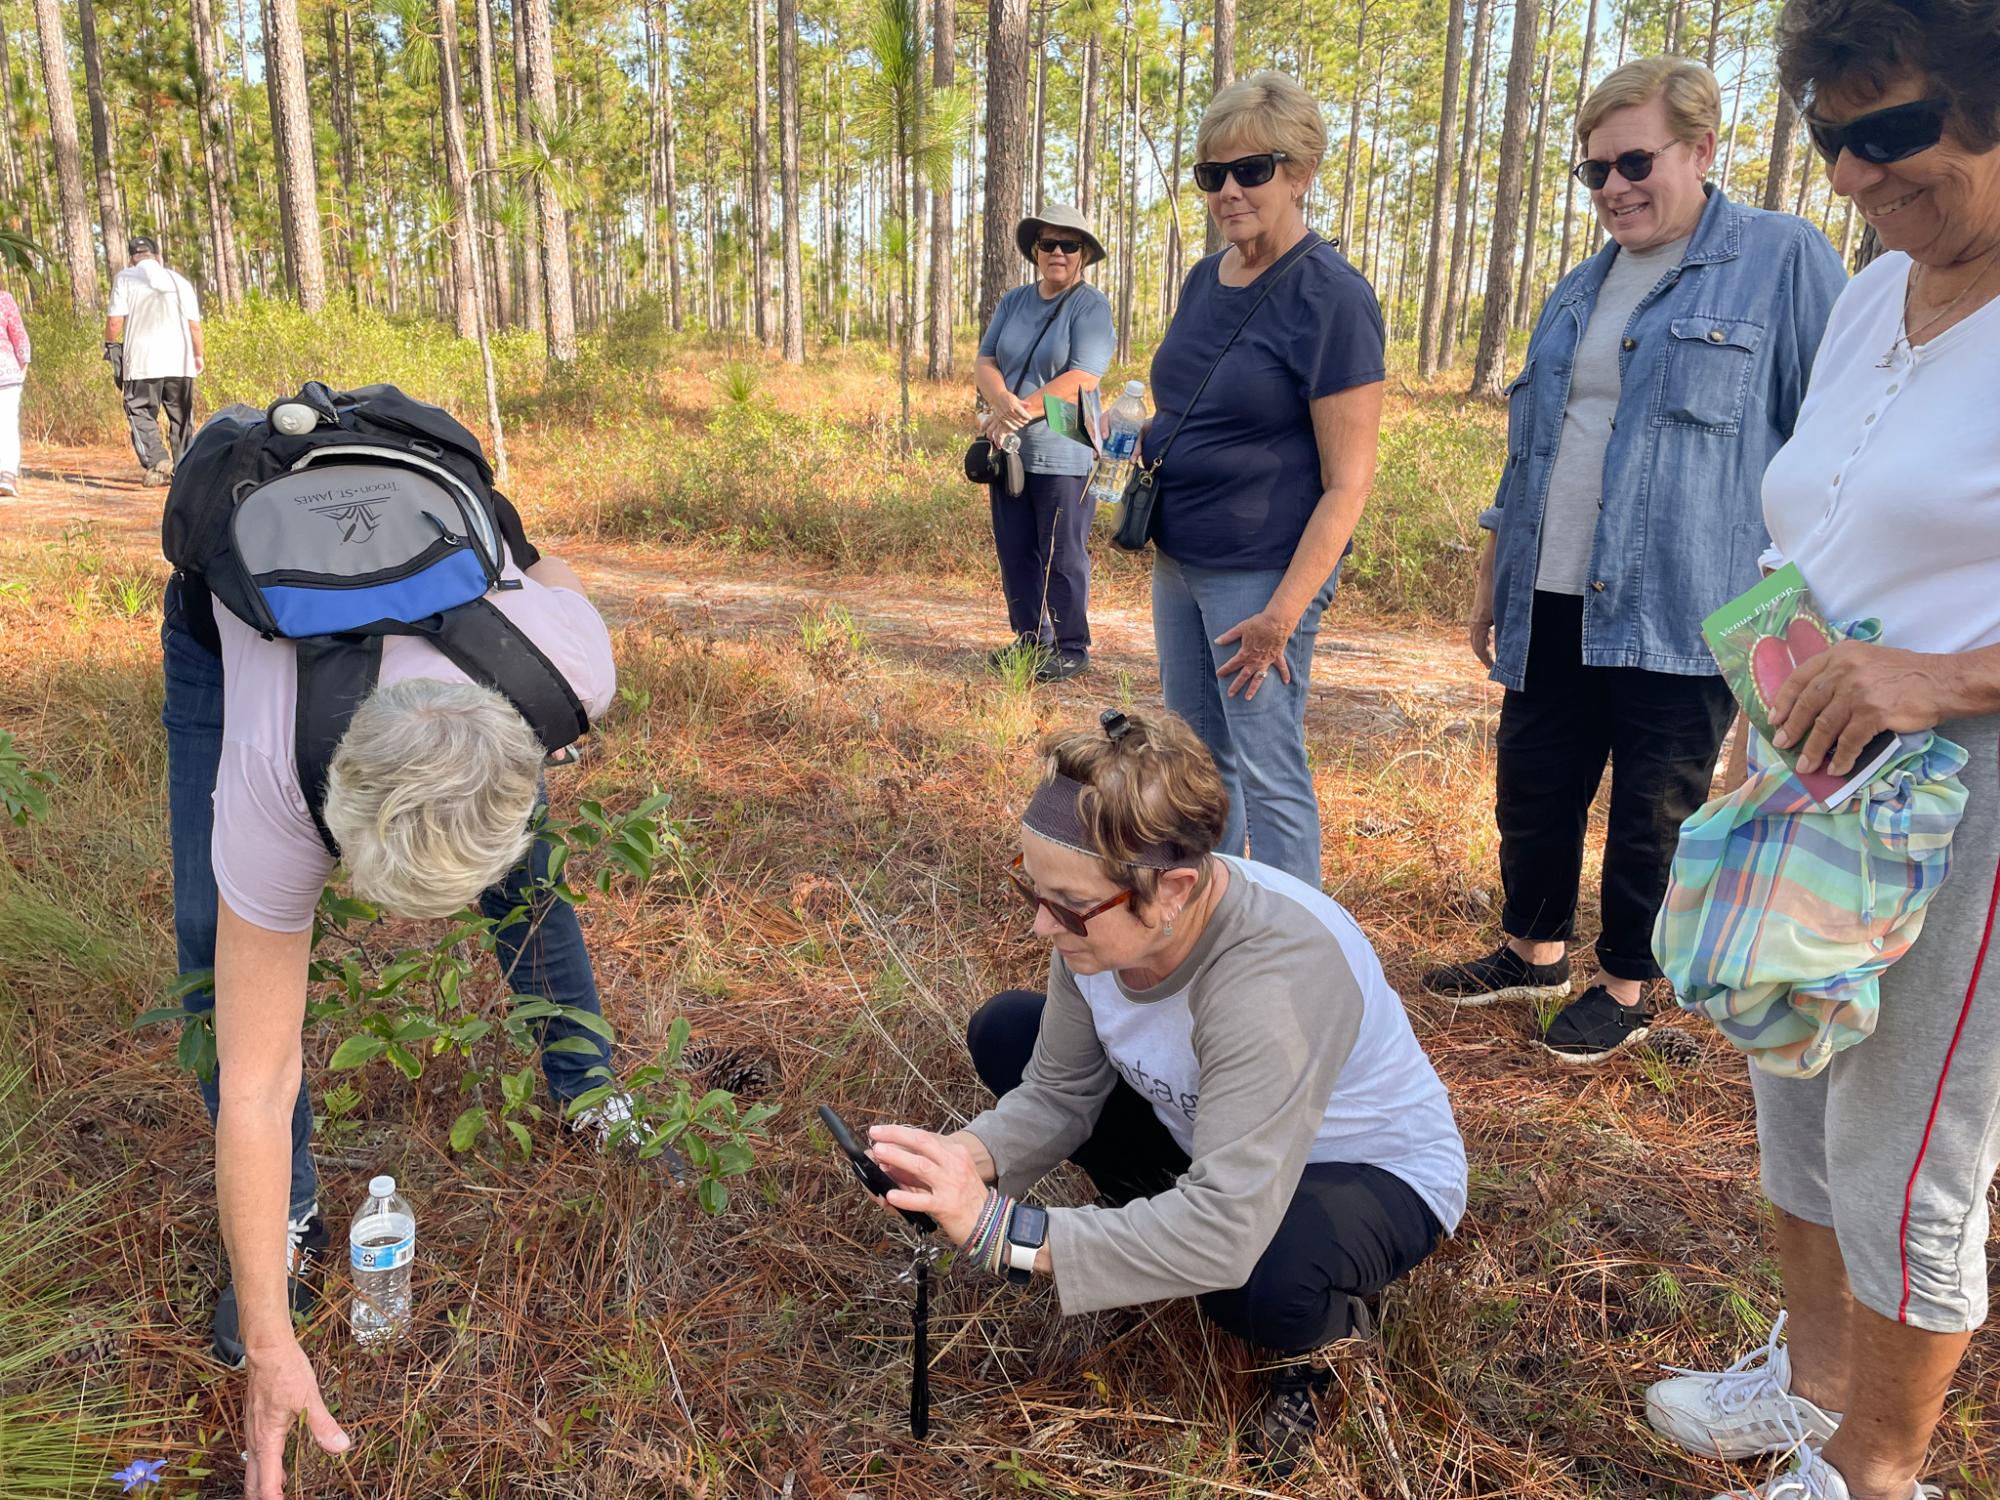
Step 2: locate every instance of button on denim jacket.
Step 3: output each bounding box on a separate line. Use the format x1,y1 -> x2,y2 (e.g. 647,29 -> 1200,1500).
1479,186 -> 1848,691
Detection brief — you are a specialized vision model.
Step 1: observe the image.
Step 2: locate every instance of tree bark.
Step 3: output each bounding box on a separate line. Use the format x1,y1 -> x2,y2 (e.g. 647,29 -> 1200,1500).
76,0 -> 127,279
1417,0 -> 1465,379
473,0 -> 511,326
653,0 -> 683,328
978,0 -> 1030,331
1470,0 -> 1542,397
1513,0 -> 1559,329
522,0 -> 576,359
436,0 -> 508,479
926,0 -> 955,377
0,21 -> 21,213
751,0 -> 773,345
191,0 -> 243,305
1764,89 -> 1799,213
1555,0 -> 1599,282
1078,32 -> 1099,218
512,0 -> 545,333
1206,0 -> 1236,253
1031,2 -> 1048,214
1440,0 -> 1494,368
32,0 -> 101,309
265,0 -> 327,310
1338,1 -> 1370,248
777,0 -> 805,361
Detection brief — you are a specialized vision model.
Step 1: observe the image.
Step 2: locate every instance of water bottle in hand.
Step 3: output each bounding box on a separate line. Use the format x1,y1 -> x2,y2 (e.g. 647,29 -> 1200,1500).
1088,382 -> 1149,506
349,1175 -> 414,1345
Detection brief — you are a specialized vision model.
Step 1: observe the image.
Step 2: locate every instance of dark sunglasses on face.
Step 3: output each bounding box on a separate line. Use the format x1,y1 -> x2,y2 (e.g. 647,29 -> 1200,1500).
1805,96 -> 1950,167
1571,139 -> 1681,191
1192,151 -> 1290,193
1035,237 -> 1084,255
1007,853 -> 1131,936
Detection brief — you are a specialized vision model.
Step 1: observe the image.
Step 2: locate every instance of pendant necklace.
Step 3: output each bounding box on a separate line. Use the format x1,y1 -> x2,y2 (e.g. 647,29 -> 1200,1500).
1879,248 -> 2000,367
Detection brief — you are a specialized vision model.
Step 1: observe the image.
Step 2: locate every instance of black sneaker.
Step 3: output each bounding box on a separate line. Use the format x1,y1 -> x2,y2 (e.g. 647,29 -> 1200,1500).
1541,984 -> 1652,1064
1034,651 -> 1090,683
1251,1361 -> 1330,1480
210,1205 -> 328,1368
1422,943 -> 1571,1007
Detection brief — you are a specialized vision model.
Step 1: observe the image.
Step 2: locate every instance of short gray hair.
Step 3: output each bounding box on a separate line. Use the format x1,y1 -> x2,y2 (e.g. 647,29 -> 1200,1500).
324,678 -> 542,919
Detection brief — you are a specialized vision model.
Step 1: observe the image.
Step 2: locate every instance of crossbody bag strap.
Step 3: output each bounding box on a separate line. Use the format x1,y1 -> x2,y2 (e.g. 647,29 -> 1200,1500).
1146,233 -> 1324,473
1002,284 -> 1080,398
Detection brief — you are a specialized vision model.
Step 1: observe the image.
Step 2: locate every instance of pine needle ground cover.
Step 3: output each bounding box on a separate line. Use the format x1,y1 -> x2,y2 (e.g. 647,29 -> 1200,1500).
3,362 -> 1996,1499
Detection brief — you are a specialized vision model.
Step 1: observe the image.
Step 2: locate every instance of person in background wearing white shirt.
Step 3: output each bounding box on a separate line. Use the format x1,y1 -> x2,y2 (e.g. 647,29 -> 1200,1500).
105,234 -> 205,486
1642,2 -> 2000,1498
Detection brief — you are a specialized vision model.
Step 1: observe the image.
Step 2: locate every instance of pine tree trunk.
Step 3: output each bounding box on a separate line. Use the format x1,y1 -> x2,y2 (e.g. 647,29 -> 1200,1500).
1440,0 -> 1493,368
1078,33 -> 1099,218
1513,1 -> 1558,329
0,22 -> 20,212
76,0 -> 127,279
1031,2 -> 1048,215
265,0 -> 326,309
751,0 -> 773,346
777,0 -> 805,361
191,0 -> 242,305
1705,0 -> 1723,66
1417,0 -> 1465,379
473,0 -> 510,326
1206,0 -> 1236,253
926,0 -> 955,377
512,1 -> 545,334
1338,2 -> 1370,248
1164,13 -> 1189,316
1117,26 -> 1137,360
523,0 -> 576,359
978,0 -> 1030,331
655,1 -> 683,328
1764,89 -> 1799,213
1470,0 -> 1541,397
32,0 -> 101,309
1719,35 -> 1746,192
437,0 -> 508,479
1556,0 -> 1599,282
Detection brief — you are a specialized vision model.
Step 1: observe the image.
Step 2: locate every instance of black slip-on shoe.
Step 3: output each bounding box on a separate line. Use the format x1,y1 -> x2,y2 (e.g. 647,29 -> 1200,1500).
1541,984 -> 1653,1064
1422,943 -> 1571,1007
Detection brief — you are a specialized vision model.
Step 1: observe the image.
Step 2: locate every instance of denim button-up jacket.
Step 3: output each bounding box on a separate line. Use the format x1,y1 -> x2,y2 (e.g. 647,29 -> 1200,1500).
1479,186 -> 1847,691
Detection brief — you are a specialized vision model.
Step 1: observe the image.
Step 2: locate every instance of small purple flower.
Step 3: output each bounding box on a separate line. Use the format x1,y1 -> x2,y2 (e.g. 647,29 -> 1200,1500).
113,1458 -> 167,1493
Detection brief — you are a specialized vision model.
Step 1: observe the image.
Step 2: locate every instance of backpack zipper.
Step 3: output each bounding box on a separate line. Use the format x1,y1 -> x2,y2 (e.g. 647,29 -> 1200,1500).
289,445 -> 502,586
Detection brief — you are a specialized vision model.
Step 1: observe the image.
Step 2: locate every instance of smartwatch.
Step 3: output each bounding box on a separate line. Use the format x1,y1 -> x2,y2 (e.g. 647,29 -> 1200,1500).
1003,1203 -> 1049,1286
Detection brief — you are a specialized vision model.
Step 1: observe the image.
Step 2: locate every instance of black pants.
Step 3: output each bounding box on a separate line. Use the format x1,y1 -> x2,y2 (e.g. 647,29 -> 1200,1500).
1497,590 -> 1736,982
124,376 -> 195,471
967,989 -> 1443,1354
990,470 -> 1093,654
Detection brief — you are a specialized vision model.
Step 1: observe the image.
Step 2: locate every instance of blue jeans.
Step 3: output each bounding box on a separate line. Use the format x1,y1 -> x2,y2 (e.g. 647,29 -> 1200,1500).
161,579 -> 613,1218
1151,553 -> 1339,887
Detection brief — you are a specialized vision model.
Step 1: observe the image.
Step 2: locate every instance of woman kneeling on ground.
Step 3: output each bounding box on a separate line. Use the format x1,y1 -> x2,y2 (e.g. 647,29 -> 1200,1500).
867,709 -> 1466,1479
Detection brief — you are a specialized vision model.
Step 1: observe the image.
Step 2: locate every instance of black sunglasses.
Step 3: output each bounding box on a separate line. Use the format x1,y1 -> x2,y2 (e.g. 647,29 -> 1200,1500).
1035,236 -> 1085,255
1805,96 -> 1950,167
1571,140 -> 1681,190
1192,152 -> 1290,193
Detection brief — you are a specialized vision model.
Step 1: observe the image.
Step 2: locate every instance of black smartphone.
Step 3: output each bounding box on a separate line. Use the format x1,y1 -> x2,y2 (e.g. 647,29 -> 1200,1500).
819,1105 -> 937,1232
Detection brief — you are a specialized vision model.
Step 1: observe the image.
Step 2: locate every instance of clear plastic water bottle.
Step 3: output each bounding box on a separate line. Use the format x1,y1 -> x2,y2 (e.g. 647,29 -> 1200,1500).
1088,381 -> 1149,505
348,1175 -> 414,1345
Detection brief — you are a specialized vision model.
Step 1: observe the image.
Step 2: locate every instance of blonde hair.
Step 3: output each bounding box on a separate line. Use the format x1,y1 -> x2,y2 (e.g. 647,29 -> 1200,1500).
1577,57 -> 1723,149
324,678 -> 543,919
1195,70 -> 1327,186
1037,711 -> 1230,908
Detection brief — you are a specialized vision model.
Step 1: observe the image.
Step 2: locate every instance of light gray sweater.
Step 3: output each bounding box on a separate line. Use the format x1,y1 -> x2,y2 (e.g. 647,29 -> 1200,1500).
964,858 -> 1467,1315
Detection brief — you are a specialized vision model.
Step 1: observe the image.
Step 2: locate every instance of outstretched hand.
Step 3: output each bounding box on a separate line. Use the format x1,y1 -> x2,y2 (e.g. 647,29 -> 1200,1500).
866,1125 -> 990,1245
242,1340 -> 349,1500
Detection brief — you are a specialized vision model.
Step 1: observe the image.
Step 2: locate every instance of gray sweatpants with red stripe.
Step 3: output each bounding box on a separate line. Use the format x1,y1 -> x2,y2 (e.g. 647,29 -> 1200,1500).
1752,712 -> 2000,1333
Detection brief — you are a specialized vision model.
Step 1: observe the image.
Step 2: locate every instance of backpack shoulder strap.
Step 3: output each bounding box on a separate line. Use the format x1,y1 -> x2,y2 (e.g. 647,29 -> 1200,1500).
420,598 -> 590,754
295,635 -> 385,857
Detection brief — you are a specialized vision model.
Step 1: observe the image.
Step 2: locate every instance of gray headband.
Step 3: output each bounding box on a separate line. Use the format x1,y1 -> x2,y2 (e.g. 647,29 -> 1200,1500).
1021,772 -> 1188,869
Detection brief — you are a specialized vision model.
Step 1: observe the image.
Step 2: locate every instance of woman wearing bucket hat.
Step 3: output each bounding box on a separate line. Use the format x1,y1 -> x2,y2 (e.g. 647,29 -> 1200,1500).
972,203 -> 1116,683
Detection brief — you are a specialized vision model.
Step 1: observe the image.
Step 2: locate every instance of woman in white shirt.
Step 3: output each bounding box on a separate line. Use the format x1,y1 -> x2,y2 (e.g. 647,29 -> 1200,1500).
1642,4 -> 2000,1498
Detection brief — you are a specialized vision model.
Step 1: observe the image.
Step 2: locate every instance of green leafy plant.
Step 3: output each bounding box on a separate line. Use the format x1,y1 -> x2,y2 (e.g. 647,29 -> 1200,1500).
0,733 -> 55,828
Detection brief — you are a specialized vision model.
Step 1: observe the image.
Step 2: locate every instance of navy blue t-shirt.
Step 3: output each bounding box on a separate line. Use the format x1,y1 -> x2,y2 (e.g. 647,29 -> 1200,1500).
1148,238 -> 1386,570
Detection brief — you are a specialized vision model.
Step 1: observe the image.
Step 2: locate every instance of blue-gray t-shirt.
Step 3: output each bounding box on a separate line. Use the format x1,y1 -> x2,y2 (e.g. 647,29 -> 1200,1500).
1148,238 -> 1386,570
977,281 -> 1116,477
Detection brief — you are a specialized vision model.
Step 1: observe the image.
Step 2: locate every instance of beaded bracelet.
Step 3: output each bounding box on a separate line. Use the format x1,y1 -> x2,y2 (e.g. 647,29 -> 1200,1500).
958,1187 -> 1016,1277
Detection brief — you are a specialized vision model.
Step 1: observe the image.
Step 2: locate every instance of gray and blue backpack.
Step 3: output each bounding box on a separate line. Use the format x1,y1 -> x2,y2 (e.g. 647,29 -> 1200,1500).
162,382 -> 589,853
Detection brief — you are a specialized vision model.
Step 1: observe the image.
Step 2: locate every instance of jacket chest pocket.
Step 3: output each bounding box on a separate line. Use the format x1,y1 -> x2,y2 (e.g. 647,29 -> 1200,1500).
1655,316 -> 1764,432
1504,360 -> 1537,466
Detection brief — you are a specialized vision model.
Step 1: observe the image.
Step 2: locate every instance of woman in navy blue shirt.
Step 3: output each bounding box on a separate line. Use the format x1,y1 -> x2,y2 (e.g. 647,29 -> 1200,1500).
1148,71 -> 1386,887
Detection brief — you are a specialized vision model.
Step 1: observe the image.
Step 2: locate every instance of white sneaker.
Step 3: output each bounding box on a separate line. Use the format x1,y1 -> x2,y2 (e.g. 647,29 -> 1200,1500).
1647,1312 -> 1842,1459
569,1090 -> 639,1150
1712,1444 -> 1940,1499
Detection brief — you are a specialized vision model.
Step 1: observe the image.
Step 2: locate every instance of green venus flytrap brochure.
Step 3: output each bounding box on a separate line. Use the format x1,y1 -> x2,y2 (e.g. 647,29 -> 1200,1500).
1701,562 -> 1901,810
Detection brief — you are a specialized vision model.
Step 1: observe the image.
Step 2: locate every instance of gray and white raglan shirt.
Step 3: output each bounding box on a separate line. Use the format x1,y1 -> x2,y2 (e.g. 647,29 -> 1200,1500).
964,857 -> 1468,1315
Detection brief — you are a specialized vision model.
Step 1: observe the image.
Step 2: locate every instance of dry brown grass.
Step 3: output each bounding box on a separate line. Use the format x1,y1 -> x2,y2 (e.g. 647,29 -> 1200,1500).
3,474 -> 1998,1500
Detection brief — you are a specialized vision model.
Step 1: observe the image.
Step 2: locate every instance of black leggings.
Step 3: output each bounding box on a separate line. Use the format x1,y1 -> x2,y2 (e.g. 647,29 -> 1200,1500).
967,989 -> 1445,1354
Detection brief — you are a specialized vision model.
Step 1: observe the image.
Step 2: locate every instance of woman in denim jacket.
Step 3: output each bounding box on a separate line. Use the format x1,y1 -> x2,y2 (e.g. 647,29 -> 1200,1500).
1424,57 -> 1847,1063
